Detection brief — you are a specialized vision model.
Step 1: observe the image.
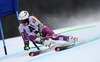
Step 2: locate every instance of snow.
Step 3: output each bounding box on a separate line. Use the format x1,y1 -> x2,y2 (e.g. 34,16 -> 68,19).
0,22 -> 100,62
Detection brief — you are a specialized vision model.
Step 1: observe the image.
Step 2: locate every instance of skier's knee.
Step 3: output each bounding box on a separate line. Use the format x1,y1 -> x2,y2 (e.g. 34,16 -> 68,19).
28,35 -> 36,42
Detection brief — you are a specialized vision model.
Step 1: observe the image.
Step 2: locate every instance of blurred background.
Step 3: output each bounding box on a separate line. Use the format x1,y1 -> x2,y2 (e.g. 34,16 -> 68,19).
0,0 -> 100,39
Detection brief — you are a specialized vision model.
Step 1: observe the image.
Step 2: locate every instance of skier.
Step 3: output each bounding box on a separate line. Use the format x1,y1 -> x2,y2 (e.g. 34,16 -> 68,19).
18,10 -> 78,50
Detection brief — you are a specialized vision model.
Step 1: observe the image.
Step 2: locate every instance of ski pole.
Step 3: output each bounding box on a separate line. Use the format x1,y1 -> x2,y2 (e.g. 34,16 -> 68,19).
0,19 -> 7,55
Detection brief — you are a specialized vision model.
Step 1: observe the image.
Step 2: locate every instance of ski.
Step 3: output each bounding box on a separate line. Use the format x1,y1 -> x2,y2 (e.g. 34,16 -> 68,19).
29,43 -> 64,57
29,39 -> 86,56
29,45 -> 73,57
55,45 -> 74,52
55,39 -> 85,52
29,47 -> 54,57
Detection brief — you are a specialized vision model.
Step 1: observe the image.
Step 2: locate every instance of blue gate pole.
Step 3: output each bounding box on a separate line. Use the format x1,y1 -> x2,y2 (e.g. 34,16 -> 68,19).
16,11 -> 20,23
0,19 -> 7,55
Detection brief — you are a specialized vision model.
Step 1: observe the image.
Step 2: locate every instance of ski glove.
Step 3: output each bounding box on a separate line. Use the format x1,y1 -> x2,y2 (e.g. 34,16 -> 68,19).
35,37 -> 41,42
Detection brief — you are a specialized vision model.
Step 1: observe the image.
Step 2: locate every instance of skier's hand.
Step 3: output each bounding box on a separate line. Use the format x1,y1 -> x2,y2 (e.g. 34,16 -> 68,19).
36,32 -> 40,37
35,37 -> 41,42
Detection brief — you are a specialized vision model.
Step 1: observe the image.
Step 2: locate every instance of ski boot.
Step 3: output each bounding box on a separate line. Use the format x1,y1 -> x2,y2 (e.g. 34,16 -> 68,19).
24,41 -> 30,50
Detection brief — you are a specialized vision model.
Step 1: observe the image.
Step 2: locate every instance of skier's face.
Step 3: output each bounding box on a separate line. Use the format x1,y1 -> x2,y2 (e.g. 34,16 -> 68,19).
21,19 -> 29,26
22,22 -> 28,26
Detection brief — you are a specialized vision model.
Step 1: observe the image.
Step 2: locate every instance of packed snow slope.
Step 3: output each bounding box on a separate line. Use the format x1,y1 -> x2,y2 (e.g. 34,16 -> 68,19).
0,22 -> 100,62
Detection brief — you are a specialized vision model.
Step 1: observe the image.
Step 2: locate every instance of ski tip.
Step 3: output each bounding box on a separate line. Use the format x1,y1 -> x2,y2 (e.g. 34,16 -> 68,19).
55,46 -> 70,52
29,52 -> 35,57
55,47 -> 61,52
29,51 -> 41,57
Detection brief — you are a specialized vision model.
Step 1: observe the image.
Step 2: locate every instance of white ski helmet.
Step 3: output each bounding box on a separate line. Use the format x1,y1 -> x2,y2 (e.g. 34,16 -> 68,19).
18,10 -> 29,20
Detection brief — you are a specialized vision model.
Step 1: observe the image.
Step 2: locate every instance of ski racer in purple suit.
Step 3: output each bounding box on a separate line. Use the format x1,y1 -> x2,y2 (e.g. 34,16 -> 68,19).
18,11 -> 78,50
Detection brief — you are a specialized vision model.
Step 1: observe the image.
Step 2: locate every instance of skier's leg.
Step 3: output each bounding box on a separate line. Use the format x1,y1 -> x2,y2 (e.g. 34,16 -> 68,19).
52,34 -> 79,45
42,26 -> 70,41
41,26 -> 78,47
42,26 -> 69,47
41,26 -> 56,48
42,26 -> 54,37
51,34 -> 69,41
42,26 -> 69,42
22,29 -> 30,50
